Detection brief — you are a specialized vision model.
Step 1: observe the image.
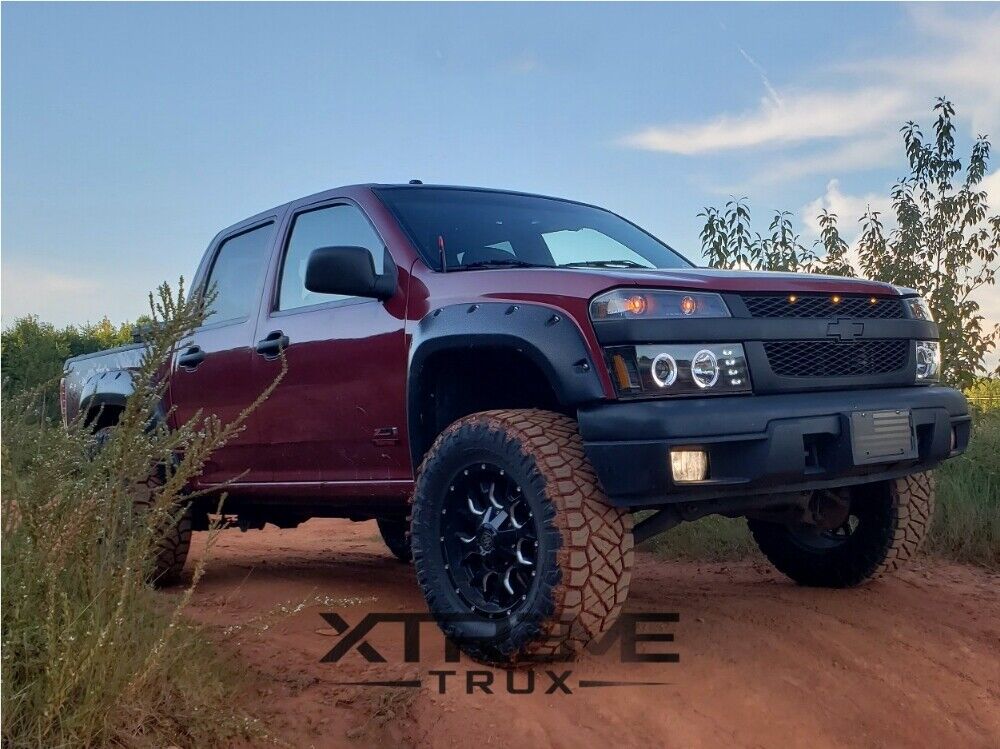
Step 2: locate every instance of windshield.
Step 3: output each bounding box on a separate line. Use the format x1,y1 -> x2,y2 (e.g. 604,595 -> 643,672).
374,187 -> 692,271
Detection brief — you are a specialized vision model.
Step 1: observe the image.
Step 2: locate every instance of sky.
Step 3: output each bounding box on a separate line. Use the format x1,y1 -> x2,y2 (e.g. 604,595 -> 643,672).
2,2 -> 998,364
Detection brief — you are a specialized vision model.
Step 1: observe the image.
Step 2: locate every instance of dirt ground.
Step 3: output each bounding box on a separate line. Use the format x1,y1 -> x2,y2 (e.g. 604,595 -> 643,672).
180,518 -> 1000,749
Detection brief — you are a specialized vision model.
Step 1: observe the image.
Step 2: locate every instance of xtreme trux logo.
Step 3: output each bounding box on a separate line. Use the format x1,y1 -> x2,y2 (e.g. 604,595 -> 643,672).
318,612 -> 680,695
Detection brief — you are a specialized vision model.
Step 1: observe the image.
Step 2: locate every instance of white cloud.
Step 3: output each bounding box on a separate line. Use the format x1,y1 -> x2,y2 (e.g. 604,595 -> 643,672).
800,179 -> 890,244
621,88 -> 906,155
846,6 -> 1000,137
0,260 -> 146,327
754,135 -> 899,187
506,51 -> 539,74
621,6 -> 1000,171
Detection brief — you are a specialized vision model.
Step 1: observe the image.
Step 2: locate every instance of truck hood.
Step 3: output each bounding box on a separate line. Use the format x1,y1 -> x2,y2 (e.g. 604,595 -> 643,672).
581,266 -> 909,296
421,264 -> 914,313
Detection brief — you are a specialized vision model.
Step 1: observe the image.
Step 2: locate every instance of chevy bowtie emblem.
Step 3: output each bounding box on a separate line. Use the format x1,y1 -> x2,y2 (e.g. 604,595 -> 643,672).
826,320 -> 865,340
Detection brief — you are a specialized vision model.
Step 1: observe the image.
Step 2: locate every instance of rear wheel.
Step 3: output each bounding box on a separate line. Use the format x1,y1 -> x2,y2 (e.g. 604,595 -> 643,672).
94,426 -> 191,586
411,409 -> 634,664
748,472 -> 934,587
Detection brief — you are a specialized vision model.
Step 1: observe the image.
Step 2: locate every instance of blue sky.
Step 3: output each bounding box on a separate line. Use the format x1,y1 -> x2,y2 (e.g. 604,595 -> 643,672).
3,2 -> 998,341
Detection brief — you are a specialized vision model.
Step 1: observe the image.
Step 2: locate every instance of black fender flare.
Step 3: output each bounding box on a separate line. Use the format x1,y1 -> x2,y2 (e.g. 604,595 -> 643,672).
78,369 -> 168,430
406,302 -> 606,465
78,369 -> 136,425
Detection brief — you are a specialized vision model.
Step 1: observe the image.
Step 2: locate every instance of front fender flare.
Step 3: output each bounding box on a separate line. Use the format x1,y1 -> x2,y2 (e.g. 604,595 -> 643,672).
407,302 -> 606,465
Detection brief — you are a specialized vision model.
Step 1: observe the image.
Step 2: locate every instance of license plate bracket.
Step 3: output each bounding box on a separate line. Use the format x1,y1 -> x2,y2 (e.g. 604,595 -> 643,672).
850,409 -> 916,465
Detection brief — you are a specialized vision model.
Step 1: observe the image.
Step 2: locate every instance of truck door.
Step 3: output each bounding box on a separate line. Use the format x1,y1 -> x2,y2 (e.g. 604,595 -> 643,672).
250,200 -> 409,486
168,219 -> 277,486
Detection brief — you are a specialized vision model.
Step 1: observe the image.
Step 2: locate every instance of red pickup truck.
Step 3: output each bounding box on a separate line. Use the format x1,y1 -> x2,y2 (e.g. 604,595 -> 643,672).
63,183 -> 970,663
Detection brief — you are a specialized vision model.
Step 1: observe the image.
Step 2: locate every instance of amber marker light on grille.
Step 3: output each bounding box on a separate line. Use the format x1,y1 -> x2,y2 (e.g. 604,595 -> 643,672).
870,297 -> 878,304
831,295 -> 842,304
788,294 -> 798,303
670,448 -> 709,482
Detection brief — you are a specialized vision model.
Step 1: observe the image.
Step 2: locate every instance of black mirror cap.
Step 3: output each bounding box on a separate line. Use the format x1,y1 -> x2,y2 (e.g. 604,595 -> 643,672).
304,246 -> 396,300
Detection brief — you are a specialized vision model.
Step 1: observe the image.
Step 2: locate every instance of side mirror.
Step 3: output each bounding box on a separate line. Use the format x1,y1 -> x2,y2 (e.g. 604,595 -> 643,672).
304,246 -> 395,300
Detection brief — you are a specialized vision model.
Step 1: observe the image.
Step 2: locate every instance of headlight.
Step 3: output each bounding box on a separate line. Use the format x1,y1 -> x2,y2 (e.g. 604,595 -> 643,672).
605,343 -> 751,398
590,289 -> 730,320
904,297 -> 934,322
915,340 -> 940,382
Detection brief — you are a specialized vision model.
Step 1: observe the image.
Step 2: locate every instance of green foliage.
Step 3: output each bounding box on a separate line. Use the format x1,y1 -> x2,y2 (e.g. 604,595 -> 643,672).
699,98 -> 999,387
1,282 -> 281,748
927,408 -> 1000,569
1,315 -> 140,420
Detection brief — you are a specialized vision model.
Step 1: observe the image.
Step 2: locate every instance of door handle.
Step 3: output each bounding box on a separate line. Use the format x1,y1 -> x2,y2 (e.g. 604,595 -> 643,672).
178,345 -> 206,370
255,330 -> 289,359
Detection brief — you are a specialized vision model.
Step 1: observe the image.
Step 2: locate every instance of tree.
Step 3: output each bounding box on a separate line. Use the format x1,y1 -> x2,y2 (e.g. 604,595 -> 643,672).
1,315 -> 137,420
859,99 -> 998,387
698,98 -> 998,387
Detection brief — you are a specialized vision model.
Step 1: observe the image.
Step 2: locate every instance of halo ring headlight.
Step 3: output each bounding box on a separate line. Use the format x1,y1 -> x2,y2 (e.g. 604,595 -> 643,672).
650,353 -> 678,387
691,349 -> 720,389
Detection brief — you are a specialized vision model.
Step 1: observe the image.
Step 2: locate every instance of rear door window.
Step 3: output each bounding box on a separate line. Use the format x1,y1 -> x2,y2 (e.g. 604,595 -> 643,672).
204,223 -> 275,324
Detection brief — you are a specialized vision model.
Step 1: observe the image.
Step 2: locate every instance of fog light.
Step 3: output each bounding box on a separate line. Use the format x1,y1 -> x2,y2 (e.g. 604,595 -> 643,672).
670,448 -> 709,482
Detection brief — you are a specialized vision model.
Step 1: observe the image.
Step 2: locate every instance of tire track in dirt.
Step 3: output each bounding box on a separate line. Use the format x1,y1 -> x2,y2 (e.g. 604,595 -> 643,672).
177,518 -> 1000,748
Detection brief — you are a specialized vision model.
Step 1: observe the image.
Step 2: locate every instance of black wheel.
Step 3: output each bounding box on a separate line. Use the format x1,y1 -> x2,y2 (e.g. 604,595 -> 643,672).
410,409 -> 634,664
377,517 -> 412,563
748,472 -> 935,588
94,426 -> 191,586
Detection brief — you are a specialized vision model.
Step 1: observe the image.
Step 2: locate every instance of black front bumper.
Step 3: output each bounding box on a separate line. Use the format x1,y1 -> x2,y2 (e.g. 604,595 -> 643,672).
578,386 -> 970,508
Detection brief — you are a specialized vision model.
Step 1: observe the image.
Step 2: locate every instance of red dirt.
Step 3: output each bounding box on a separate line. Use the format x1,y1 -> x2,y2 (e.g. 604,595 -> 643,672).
180,518 -> 1000,748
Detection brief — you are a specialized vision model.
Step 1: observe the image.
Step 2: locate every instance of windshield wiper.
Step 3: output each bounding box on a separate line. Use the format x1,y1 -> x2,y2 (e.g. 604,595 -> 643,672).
561,260 -> 650,269
456,258 -> 545,270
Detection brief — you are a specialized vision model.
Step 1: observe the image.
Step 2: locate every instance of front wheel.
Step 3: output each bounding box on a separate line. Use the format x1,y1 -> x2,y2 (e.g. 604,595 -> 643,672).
748,472 -> 935,588
410,409 -> 634,664
377,517 -> 412,563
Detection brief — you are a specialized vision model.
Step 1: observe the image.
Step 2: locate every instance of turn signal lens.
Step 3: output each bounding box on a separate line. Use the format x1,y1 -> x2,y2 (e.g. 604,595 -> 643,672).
590,289 -> 730,320
904,297 -> 934,322
915,340 -> 941,382
623,295 -> 648,315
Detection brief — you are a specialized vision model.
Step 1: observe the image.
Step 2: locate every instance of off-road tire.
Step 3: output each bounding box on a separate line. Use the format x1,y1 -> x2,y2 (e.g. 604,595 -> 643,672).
94,426 -> 192,586
377,518 -> 412,563
410,409 -> 634,664
748,472 -> 934,588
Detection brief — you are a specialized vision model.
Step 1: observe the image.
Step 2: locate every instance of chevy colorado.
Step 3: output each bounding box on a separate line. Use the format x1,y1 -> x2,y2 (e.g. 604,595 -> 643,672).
62,184 -> 970,662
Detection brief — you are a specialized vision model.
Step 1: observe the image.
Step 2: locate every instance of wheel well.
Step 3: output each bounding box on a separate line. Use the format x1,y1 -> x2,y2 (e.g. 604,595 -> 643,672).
411,347 -> 564,464
85,402 -> 124,432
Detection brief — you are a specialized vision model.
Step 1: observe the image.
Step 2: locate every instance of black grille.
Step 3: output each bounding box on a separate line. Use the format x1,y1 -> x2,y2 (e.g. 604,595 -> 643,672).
764,339 -> 909,378
743,295 -> 904,319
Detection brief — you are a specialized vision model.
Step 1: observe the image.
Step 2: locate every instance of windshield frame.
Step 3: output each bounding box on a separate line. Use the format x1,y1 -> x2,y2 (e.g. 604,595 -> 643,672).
372,185 -> 695,272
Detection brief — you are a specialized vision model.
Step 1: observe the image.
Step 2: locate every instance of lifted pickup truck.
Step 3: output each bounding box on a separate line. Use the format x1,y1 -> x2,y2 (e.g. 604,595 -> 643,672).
63,183 -> 970,662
